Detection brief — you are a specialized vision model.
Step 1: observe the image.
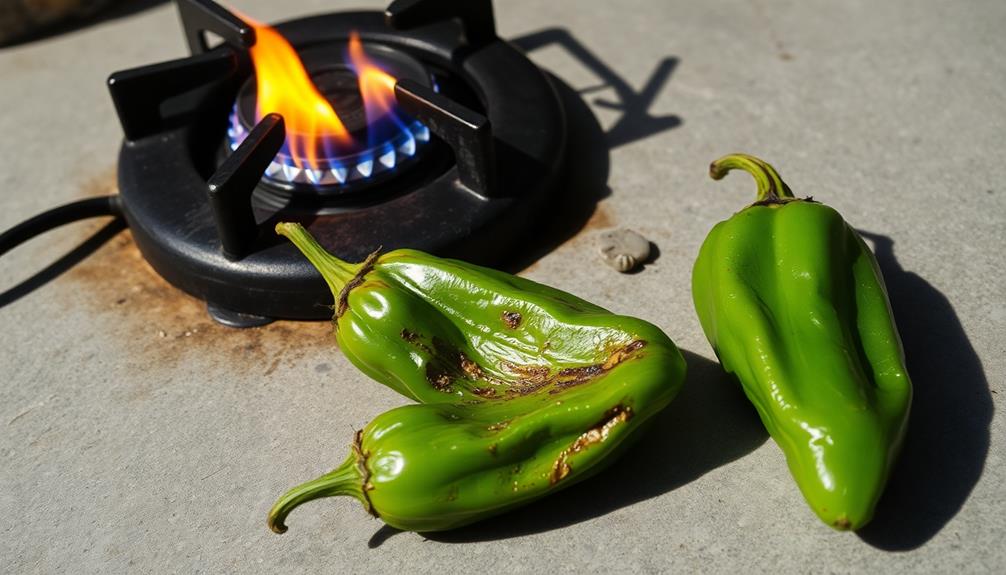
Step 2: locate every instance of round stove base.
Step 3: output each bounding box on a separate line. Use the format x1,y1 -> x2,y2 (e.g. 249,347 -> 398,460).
109,3 -> 567,323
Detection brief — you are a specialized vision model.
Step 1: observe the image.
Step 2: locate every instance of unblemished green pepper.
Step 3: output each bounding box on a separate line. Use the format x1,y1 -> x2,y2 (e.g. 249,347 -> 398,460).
691,154 -> 912,530
268,223 -> 686,533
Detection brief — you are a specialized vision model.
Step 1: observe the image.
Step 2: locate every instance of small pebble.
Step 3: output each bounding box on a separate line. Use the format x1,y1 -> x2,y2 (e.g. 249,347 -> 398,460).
598,228 -> 651,273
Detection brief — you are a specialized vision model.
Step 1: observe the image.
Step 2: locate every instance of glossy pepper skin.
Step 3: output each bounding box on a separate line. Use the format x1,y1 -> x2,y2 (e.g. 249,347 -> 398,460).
269,223 -> 686,533
692,154 -> 911,531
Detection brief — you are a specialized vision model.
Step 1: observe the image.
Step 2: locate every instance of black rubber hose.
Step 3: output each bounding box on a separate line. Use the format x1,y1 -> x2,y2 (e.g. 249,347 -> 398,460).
0,196 -> 123,258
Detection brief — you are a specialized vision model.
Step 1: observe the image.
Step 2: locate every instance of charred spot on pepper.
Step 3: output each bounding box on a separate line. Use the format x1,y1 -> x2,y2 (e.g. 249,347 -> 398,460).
419,335 -> 647,397
603,339 -> 647,368
501,310 -> 522,329
425,364 -> 455,393
471,386 -> 498,398
487,443 -> 498,456
749,196 -> 817,208
548,340 -> 647,394
501,340 -> 647,396
556,364 -> 604,382
350,430 -> 379,517
400,328 -> 433,354
335,249 -> 381,319
497,341 -> 645,396
501,362 -> 551,383
549,405 -> 633,485
495,362 -> 550,395
429,337 -> 479,381
460,354 -> 484,380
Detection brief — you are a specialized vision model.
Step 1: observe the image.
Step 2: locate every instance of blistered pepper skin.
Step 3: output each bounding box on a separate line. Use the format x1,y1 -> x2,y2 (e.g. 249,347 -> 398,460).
692,154 -> 912,531
268,224 -> 686,533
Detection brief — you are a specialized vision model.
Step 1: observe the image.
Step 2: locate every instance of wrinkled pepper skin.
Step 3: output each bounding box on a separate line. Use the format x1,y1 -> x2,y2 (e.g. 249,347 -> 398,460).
692,154 -> 911,530
269,223 -> 686,533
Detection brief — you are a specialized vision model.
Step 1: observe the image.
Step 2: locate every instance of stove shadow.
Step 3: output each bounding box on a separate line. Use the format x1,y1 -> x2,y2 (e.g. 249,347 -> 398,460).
368,350 -> 767,546
501,29 -> 681,273
513,28 -> 682,150
0,218 -> 125,309
855,231 -> 992,551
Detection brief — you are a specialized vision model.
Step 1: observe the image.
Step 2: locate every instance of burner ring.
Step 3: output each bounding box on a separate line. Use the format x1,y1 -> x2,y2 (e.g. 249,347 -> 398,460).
226,41 -> 434,196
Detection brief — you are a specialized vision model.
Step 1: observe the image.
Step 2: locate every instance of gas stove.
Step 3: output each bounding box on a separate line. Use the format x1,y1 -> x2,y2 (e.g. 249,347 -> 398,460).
106,0 -> 567,326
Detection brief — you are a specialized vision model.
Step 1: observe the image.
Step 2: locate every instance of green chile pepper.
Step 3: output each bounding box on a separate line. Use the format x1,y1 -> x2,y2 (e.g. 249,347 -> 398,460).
692,154 -> 912,530
268,223 -> 686,533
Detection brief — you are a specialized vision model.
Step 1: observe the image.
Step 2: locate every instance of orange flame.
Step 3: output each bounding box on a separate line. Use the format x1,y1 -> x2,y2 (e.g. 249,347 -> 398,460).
247,19 -> 351,169
347,31 -> 400,130
240,11 -> 408,173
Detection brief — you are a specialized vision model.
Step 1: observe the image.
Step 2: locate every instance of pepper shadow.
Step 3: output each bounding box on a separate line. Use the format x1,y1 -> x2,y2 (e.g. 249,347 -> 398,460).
384,350 -> 768,544
856,231 -> 992,550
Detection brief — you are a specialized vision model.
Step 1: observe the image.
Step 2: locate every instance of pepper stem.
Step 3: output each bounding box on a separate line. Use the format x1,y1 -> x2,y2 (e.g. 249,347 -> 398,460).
709,153 -> 794,203
275,222 -> 357,298
267,452 -> 367,534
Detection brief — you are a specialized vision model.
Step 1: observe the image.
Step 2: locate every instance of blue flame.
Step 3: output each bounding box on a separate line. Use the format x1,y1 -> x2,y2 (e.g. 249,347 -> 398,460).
227,104 -> 429,188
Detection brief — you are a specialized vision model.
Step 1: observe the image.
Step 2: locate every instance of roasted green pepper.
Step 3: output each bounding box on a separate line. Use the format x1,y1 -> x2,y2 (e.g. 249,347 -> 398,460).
692,154 -> 912,530
268,223 -> 686,533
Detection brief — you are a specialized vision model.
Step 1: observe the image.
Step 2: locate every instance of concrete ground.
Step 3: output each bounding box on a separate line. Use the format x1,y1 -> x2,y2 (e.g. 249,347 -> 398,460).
1,0 -> 1003,572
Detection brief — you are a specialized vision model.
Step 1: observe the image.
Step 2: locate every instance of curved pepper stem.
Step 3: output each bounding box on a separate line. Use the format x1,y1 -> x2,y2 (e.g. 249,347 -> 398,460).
268,452 -> 368,534
277,223 -> 383,321
709,153 -> 795,203
275,222 -> 358,296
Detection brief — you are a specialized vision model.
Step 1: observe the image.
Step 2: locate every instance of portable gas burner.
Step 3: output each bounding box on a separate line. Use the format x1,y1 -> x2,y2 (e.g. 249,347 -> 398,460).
97,0 -> 566,326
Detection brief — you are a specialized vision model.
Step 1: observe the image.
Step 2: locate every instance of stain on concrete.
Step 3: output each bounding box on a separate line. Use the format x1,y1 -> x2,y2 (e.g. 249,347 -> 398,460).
66,230 -> 333,373
521,203 -> 616,275
78,166 -> 118,199
63,169 -> 335,382
583,203 -> 615,232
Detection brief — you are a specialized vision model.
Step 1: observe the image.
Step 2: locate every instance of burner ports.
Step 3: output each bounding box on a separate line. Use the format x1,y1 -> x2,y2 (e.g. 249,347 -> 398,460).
226,29 -> 437,198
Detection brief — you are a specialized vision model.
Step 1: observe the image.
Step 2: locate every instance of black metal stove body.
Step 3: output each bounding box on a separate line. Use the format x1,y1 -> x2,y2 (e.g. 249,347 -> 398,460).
107,0 -> 565,325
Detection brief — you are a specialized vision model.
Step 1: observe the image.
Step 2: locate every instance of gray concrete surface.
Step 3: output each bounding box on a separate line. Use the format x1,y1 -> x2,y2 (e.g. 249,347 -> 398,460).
2,0 -> 1004,572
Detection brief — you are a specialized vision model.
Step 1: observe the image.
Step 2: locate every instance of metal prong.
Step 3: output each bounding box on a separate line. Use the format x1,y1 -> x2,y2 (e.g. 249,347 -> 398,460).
394,80 -> 497,198
107,49 -> 237,141
176,0 -> 256,55
208,113 -> 286,260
